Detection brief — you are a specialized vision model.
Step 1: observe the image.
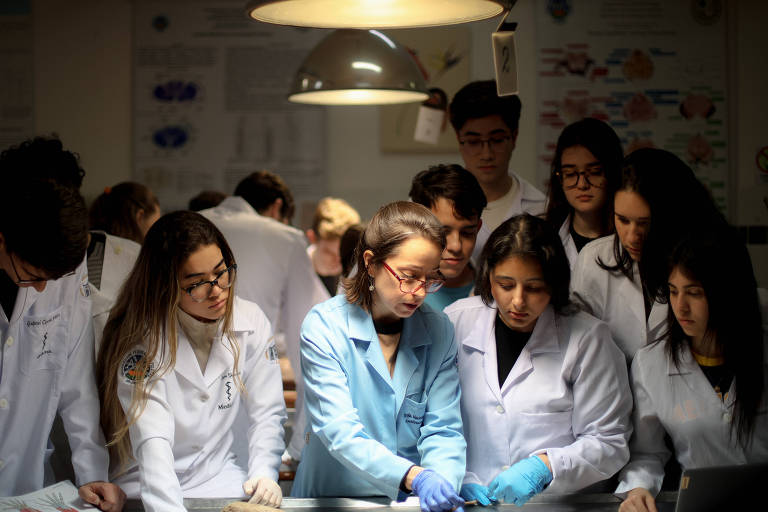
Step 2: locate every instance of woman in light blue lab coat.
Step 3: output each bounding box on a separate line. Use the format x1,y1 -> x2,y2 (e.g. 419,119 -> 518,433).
616,225 -> 768,512
292,201 -> 467,512
446,214 -> 632,507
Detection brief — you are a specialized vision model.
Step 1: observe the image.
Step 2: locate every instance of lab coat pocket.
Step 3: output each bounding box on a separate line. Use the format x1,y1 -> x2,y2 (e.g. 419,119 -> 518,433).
398,397 -> 427,446
517,410 -> 573,445
21,306 -> 68,375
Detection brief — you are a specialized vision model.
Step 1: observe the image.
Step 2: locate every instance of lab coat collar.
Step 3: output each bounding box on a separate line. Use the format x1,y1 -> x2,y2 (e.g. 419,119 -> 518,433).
231,297 -> 252,332
91,233 -> 140,317
215,196 -> 259,216
501,306 -> 561,393
667,342 -> 736,408
173,315 -> 233,390
459,302 -> 495,353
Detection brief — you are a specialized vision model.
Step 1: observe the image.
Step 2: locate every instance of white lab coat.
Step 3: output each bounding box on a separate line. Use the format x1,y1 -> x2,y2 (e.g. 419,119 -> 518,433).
201,197 -> 329,460
89,232 -> 140,351
570,234 -> 668,361
0,270 -> 108,495
558,215 -> 579,271
615,292 -> 768,497
471,173 -> 547,265
445,296 -> 632,494
114,297 -> 286,512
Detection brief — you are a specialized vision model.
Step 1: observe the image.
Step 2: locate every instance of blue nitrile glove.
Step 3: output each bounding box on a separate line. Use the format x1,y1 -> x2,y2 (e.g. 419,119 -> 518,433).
488,456 -> 553,506
459,483 -> 497,506
412,469 -> 465,512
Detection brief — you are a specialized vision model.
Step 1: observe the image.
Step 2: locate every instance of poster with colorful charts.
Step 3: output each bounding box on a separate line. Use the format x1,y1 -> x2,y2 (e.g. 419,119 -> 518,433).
534,0 -> 729,213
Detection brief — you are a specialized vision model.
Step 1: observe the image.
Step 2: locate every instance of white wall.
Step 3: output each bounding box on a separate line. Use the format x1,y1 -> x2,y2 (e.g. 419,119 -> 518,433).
30,0 -> 768,285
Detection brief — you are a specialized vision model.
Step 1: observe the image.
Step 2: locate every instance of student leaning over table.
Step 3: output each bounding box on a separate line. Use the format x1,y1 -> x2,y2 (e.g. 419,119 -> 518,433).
291,201 -> 466,512
616,225 -> 768,512
446,214 -> 633,507
97,211 -> 285,512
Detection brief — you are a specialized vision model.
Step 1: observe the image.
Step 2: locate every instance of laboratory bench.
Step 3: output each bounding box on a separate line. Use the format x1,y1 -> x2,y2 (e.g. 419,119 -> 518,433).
123,492 -> 679,511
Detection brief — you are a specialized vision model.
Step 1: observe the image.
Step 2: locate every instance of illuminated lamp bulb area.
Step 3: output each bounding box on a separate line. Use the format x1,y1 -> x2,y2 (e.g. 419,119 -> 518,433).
247,0 -> 506,29
289,89 -> 429,105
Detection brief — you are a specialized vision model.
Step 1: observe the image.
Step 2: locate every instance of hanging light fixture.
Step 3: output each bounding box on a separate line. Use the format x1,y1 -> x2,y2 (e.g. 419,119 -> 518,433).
288,29 -> 429,105
246,0 -> 515,29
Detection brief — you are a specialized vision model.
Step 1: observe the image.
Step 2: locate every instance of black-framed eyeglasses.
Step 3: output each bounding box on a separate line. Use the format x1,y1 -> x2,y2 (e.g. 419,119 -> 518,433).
556,168 -> 606,189
458,134 -> 511,156
8,254 -> 72,285
381,262 -> 444,294
183,264 -> 237,302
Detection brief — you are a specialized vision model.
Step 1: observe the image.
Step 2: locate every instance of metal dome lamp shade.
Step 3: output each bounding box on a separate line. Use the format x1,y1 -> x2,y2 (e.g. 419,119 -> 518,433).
246,0 -> 514,29
288,29 -> 429,105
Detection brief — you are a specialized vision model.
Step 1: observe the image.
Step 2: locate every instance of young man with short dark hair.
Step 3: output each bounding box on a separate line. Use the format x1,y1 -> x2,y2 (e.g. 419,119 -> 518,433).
450,81 -> 546,262
0,137 -> 125,509
410,164 -> 486,311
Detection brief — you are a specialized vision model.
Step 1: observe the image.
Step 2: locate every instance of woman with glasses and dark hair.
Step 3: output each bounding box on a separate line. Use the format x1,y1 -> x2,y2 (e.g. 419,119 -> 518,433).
96,211 -> 286,512
616,225 -> 768,512
571,148 -> 724,361
445,214 -> 631,507
291,201 -> 467,512
544,118 -> 623,269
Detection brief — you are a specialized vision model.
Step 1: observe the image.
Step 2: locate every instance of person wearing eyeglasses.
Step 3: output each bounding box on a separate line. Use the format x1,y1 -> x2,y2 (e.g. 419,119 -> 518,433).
96,211 -> 286,512
0,137 -> 126,510
571,149 -> 724,362
544,118 -> 623,269
450,80 -> 546,265
291,201 -> 467,512
445,215 -> 631,507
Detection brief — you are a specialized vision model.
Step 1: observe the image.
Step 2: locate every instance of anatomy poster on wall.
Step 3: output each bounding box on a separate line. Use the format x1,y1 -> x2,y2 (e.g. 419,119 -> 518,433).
133,0 -> 328,218
535,0 -> 728,212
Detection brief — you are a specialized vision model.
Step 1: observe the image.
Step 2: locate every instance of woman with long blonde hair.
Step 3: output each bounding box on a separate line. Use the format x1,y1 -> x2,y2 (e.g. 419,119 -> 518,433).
97,210 -> 285,512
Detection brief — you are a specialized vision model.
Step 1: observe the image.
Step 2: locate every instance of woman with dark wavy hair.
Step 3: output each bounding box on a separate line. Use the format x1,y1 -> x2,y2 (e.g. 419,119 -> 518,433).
616,225 -> 768,512
571,148 -> 724,361
446,214 -> 632,507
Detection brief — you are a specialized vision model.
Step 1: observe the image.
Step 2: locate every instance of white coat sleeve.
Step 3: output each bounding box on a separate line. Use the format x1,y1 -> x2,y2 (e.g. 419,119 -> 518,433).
535,321 -> 633,493
570,251 -> 603,319
416,327 -> 466,492
117,369 -> 185,512
58,284 -> 110,486
243,312 -> 287,482
300,309 -> 414,498
615,356 -> 671,498
281,238 -> 330,366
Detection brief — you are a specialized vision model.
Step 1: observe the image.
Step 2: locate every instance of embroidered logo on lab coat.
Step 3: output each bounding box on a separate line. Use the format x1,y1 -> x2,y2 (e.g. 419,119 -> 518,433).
265,344 -> 278,363
36,331 -> 53,359
80,273 -> 91,297
218,370 -> 240,410
120,349 -> 155,384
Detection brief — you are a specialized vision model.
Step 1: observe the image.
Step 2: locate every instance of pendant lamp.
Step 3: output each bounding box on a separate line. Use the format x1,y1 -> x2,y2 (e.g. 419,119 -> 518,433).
288,29 -> 428,105
246,0 -> 515,29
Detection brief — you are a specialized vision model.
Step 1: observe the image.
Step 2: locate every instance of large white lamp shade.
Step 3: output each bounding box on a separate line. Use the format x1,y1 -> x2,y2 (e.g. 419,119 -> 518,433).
246,0 -> 514,29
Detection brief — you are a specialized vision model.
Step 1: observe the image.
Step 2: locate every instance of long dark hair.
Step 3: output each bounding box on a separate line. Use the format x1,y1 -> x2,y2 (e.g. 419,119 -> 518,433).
476,214 -> 571,313
545,118 -> 623,233
97,211 -> 239,474
663,225 -> 764,446
598,149 -> 722,299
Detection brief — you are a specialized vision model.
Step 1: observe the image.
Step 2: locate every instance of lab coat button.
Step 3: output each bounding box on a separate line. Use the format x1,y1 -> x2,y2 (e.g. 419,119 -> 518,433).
722,412 -> 731,423
502,465 -> 510,471
0,398 -> 8,409
0,459 -> 4,469
495,405 -> 504,414
5,336 -> 12,347
200,394 -> 209,402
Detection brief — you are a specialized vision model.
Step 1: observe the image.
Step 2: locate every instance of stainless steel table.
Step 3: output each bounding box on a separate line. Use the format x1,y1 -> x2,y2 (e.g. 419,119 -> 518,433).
124,492 -> 679,511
